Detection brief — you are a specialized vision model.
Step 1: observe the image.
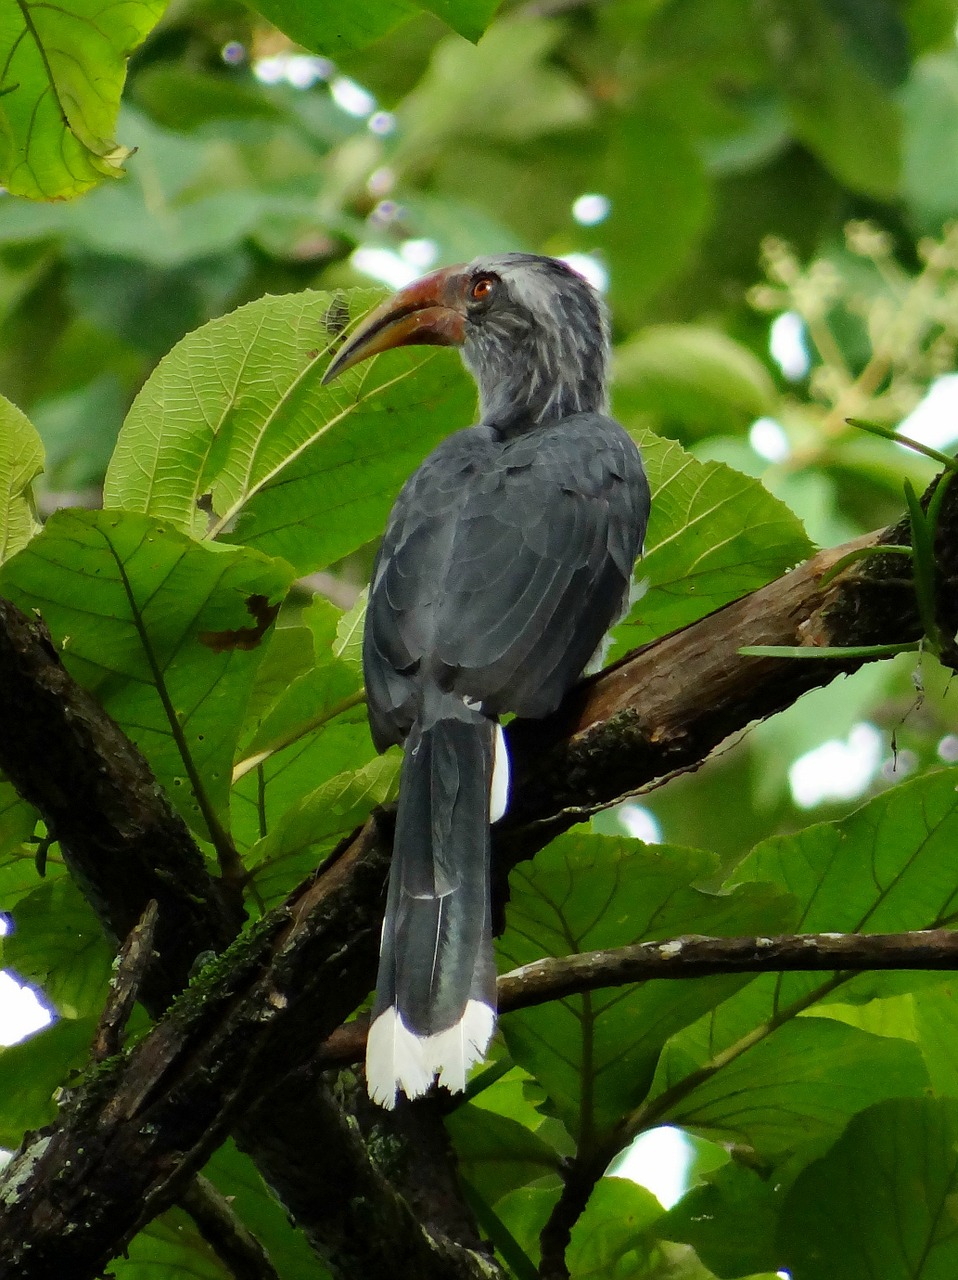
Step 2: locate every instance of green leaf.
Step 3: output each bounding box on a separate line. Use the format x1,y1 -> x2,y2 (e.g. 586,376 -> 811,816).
418,0 -> 503,43
334,589 -> 368,673
580,113 -> 711,326
0,1017 -> 95,1148
117,1208 -> 230,1280
779,1098 -> 958,1278
239,623 -> 364,770
913,980 -> 958,1097
902,51 -> 958,226
103,289 -> 477,574
398,21 -> 592,160
0,510 -> 294,841
0,778 -> 39,881
0,395 -> 42,562
761,0 -> 901,198
567,1177 -> 663,1280
662,1017 -> 928,1161
613,327 -> 777,439
231,722 -> 378,854
447,1105 -> 563,1207
3,876 -> 111,1019
498,833 -> 795,1143
660,1161 -> 785,1280
203,1140 -> 325,1278
612,432 -> 813,653
246,753 -> 400,906
248,0 -> 415,58
653,768 -> 958,1130
0,0 -> 163,199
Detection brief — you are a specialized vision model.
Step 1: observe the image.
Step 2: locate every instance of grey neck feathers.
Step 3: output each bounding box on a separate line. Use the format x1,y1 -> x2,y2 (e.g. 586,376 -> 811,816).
462,286 -> 610,437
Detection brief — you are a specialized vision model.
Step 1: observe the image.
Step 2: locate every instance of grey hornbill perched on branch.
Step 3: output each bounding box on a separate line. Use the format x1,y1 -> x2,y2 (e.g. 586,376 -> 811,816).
324,253 -> 650,1107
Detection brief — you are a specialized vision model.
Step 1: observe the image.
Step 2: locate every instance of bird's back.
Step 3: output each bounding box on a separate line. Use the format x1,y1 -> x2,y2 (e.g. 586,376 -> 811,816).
364,413 -> 649,749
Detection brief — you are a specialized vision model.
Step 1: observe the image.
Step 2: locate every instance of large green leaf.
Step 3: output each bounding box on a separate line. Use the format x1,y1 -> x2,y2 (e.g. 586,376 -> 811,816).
578,112 -> 711,326
0,395 -> 42,563
0,0 -> 163,199
612,327 -> 777,439
650,769 -> 958,1156
117,1208 -> 230,1280
0,509 -> 294,840
2,876 -> 112,1019
901,50 -> 958,226
249,0 -> 415,58
245,753 -> 400,906
498,833 -> 795,1143
397,21 -> 591,160
204,1140 -> 325,1279
660,1161 -> 785,1280
761,0 -> 901,198
447,1105 -> 563,1207
663,1017 -> 927,1161
567,1177 -> 663,1280
612,431 -> 813,652
0,779 -> 39,880
103,289 -> 476,574
0,1017 -> 95,1148
779,1098 -> 958,1278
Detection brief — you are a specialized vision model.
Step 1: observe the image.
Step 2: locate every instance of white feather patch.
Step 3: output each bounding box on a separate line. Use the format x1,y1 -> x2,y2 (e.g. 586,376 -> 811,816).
489,722 -> 510,822
365,1001 -> 496,1109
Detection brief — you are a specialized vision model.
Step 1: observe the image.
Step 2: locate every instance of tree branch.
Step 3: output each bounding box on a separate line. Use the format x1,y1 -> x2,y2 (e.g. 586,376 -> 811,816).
1,468 -> 956,1277
317,928 -> 958,1066
180,1175 -> 282,1280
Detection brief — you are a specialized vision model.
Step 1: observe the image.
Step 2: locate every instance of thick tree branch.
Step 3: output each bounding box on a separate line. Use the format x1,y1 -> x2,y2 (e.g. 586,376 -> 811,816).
1,469 -> 956,1277
0,603 -> 492,1280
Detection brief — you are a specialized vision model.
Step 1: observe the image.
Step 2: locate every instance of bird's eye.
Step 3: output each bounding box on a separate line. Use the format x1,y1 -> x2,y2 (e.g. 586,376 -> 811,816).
470,276 -> 495,301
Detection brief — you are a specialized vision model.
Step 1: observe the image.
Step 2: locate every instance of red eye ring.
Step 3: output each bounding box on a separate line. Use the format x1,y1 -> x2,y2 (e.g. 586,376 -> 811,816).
471,276 -> 495,300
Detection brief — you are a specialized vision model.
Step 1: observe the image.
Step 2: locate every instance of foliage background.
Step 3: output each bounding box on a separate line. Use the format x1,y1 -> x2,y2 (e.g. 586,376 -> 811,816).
4,0 -> 958,1277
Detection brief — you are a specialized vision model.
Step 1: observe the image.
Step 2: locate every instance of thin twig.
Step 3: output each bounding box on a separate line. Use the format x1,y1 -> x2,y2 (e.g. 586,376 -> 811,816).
317,928 -> 958,1066
92,899 -> 159,1063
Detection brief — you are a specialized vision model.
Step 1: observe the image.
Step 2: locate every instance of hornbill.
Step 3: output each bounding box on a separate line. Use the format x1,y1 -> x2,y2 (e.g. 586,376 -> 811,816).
323,253 -> 650,1107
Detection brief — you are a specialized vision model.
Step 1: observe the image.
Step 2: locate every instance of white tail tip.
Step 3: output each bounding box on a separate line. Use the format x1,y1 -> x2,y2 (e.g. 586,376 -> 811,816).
365,1001 -> 496,1109
490,722 -> 510,823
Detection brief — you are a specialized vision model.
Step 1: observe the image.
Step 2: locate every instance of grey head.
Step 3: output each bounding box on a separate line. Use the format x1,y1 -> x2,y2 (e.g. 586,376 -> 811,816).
458,253 -> 610,435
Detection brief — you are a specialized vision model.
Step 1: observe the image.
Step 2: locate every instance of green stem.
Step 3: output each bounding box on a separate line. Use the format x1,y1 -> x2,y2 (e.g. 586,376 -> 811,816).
739,642 -> 920,660
819,543 -> 912,588
846,418 -> 958,473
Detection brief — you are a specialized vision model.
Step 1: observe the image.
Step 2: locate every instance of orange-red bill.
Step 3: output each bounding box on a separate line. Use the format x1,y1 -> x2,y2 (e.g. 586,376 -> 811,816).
322,265 -> 468,384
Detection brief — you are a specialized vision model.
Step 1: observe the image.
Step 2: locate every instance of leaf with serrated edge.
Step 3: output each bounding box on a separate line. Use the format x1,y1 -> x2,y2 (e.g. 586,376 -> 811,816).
0,0 -> 164,198
0,510 -> 294,841
104,289 -> 477,575
612,430 -> 813,654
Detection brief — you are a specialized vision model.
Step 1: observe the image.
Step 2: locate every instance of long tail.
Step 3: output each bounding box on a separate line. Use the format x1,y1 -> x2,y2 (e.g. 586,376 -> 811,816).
365,701 -> 509,1108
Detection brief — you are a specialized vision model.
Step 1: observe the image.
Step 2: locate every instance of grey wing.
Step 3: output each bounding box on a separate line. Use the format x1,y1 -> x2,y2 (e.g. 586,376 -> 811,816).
435,416 -> 648,716
364,416 -> 650,746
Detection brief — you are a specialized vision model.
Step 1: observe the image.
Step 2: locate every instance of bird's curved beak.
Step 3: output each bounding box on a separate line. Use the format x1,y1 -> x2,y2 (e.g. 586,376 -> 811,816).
322,265 -> 468,385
